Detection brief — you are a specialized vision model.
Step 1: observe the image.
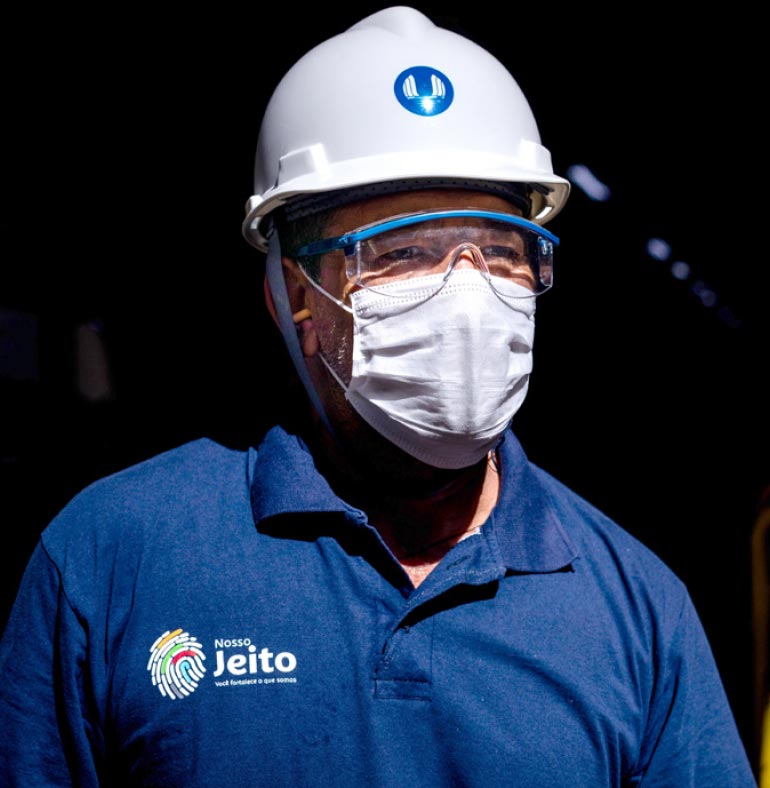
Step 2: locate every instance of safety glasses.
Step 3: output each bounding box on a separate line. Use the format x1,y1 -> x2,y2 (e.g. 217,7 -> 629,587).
292,209 -> 559,297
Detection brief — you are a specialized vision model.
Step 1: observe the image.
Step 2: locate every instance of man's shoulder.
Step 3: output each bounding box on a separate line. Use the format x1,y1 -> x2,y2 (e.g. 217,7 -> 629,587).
45,438 -> 250,543
83,437 -> 245,497
28,439 -> 253,624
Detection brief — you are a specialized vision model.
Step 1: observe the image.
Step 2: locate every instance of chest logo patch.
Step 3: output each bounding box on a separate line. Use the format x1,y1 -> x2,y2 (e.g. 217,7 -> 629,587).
147,628 -> 207,699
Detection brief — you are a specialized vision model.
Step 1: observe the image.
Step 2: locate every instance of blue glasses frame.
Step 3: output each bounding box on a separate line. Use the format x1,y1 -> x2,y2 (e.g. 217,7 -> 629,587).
291,209 -> 560,259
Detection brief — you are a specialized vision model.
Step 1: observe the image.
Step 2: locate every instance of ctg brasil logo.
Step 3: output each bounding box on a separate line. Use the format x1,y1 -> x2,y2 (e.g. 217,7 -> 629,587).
148,628 -> 206,700
394,66 -> 454,116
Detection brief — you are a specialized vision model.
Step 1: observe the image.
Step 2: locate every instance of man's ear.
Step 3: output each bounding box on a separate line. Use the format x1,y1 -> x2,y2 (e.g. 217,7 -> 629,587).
264,257 -> 318,357
263,256 -> 305,326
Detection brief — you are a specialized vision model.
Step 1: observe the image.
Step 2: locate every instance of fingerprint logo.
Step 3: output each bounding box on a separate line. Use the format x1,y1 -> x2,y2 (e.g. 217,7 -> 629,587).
147,628 -> 206,699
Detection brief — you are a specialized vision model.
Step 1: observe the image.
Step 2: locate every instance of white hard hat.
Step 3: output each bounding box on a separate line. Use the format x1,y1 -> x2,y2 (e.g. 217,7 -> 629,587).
242,6 -> 570,251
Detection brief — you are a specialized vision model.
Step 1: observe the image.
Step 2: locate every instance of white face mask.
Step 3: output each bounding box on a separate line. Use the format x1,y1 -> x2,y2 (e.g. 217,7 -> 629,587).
317,268 -> 536,469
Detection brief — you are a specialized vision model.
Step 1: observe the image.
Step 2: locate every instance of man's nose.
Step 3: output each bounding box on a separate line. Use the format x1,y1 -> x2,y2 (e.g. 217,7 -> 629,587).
445,243 -> 487,273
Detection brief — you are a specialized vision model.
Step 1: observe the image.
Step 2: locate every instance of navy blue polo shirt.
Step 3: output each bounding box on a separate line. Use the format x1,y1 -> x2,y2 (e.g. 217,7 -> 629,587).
0,426 -> 756,786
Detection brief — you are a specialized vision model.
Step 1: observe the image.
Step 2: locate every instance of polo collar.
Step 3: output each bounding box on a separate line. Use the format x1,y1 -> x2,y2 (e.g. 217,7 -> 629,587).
491,431 -> 577,573
250,426 -> 577,574
249,428 -> 352,518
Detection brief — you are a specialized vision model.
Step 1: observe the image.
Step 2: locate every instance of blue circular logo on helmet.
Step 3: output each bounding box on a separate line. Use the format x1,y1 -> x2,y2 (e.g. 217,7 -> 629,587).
394,66 -> 454,116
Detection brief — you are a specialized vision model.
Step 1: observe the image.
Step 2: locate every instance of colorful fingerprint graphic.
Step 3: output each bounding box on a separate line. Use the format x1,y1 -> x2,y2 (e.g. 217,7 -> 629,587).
147,629 -> 206,699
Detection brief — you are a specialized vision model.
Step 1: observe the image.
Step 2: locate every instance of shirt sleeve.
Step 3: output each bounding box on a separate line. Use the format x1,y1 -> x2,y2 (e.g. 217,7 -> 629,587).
631,593 -> 757,787
0,541 -> 103,788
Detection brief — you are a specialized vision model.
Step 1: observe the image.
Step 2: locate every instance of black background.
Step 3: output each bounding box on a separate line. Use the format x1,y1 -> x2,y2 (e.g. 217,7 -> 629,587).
2,2 -> 767,772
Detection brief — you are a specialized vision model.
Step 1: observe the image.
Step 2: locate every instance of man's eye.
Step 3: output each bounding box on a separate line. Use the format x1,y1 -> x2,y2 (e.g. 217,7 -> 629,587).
381,246 -> 425,261
482,245 -> 524,263
376,246 -> 440,267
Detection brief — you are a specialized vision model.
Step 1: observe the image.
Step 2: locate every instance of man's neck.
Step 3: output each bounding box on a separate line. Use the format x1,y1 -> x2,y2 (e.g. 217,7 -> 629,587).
314,437 -> 501,587
368,454 -> 500,587
305,415 -> 503,586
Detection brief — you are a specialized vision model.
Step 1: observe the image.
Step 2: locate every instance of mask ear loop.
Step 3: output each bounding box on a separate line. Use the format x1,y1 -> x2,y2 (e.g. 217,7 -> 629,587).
266,231 -> 335,436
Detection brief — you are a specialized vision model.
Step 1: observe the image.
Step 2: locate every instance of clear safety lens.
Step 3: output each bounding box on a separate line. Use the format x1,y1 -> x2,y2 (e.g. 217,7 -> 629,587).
293,209 -> 558,297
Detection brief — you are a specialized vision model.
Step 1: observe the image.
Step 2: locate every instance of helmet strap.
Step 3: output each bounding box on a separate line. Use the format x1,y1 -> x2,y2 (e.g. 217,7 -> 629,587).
266,233 -> 335,436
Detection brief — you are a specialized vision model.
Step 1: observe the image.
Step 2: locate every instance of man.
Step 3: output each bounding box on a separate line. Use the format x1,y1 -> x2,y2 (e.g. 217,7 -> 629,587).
0,7 -> 757,786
